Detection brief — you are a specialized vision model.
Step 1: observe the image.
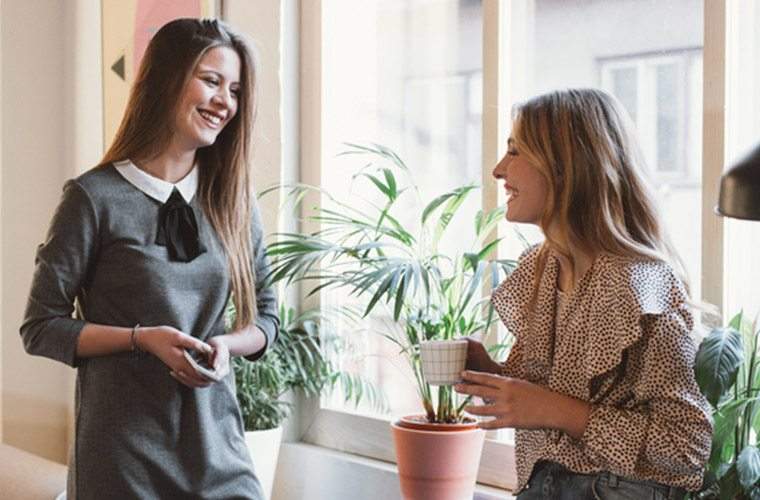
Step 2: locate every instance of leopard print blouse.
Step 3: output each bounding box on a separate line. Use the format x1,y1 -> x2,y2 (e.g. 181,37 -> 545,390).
492,245 -> 712,492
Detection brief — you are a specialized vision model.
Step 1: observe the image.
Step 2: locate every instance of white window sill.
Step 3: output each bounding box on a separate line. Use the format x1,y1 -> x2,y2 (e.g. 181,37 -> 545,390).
272,442 -> 515,500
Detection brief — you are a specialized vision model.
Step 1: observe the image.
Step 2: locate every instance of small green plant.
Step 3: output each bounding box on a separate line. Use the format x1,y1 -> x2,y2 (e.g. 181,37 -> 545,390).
694,311 -> 760,499
231,293 -> 386,432
264,143 -> 517,424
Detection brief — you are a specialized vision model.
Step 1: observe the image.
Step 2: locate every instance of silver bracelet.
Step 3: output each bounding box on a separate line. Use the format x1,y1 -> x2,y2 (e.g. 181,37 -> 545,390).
130,324 -> 141,351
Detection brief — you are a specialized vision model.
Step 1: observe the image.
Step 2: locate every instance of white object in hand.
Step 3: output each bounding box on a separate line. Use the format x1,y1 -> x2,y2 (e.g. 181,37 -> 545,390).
420,340 -> 468,386
183,349 -> 223,382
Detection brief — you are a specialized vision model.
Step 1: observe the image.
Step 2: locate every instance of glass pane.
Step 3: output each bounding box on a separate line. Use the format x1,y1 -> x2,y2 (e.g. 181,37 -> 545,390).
724,3 -> 760,322
321,0 -> 483,418
655,63 -> 679,172
612,67 -> 638,124
508,0 -> 703,299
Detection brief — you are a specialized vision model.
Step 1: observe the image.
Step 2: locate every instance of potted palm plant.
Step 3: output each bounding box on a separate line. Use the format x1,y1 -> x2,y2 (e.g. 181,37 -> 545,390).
264,144 -> 517,500
694,311 -> 760,499
231,302 -> 384,499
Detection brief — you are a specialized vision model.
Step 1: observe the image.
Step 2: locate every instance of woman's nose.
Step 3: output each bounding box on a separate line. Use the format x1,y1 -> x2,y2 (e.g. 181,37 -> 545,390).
493,157 -> 507,179
212,90 -> 233,108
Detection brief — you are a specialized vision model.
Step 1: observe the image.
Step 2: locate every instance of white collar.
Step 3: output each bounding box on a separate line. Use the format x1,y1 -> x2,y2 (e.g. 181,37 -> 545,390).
114,159 -> 198,204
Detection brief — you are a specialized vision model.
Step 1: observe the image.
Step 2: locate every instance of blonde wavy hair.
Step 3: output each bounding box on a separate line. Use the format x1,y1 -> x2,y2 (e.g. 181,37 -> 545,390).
510,88 -> 690,303
99,18 -> 259,330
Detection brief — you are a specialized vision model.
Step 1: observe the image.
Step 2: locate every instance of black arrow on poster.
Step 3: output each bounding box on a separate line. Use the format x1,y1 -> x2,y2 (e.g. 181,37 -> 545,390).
111,55 -> 125,81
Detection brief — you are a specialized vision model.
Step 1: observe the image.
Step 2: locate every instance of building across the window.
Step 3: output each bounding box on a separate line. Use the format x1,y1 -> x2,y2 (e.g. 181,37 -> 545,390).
600,49 -> 702,183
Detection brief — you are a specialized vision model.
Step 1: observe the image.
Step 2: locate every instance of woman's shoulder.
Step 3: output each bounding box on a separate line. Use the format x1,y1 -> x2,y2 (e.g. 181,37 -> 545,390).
597,253 -> 688,315
514,243 -> 542,269
71,163 -> 120,192
64,163 -> 135,209
491,243 -> 542,305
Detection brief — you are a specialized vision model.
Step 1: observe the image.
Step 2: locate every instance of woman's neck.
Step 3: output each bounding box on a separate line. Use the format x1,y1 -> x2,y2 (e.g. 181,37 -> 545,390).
555,250 -> 595,293
136,145 -> 196,183
545,223 -> 596,293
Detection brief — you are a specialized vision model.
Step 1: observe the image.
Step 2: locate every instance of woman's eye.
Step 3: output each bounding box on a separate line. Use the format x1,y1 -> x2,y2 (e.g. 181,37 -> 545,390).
203,77 -> 219,86
507,149 -> 519,156
231,88 -> 240,99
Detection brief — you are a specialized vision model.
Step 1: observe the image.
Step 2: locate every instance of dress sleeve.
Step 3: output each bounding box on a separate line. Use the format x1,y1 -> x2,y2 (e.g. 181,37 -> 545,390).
580,307 -> 713,478
244,201 -> 280,361
20,180 -> 99,367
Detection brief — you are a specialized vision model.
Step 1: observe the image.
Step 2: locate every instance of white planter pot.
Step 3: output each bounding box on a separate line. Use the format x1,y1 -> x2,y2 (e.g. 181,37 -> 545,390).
245,426 -> 284,500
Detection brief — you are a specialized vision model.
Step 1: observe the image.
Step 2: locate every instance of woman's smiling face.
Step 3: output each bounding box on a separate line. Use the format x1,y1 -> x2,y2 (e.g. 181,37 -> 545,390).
172,46 -> 241,152
492,138 -> 549,225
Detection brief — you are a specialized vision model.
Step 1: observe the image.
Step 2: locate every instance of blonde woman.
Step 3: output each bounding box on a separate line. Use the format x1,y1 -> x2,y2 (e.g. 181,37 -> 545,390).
20,19 -> 278,499
455,89 -> 711,499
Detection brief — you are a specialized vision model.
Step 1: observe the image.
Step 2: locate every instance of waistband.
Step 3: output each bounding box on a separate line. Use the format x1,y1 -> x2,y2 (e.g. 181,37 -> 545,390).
530,461 -> 687,500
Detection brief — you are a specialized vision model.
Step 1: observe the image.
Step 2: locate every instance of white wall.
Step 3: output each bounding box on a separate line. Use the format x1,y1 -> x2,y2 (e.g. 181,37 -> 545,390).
2,0 -> 77,463
0,0 -> 4,444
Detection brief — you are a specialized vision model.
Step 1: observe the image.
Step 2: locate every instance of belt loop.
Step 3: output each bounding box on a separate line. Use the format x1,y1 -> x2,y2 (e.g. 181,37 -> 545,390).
608,473 -> 619,488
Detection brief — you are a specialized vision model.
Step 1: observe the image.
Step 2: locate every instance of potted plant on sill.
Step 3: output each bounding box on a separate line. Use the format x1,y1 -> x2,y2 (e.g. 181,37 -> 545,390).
231,303 -> 384,500
694,311 -> 760,499
264,144 -> 518,500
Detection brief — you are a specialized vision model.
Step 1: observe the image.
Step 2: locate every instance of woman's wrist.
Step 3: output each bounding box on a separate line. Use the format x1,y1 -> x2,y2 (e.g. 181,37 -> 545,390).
215,325 -> 266,357
492,359 -> 505,375
133,326 -> 159,353
547,391 -> 591,439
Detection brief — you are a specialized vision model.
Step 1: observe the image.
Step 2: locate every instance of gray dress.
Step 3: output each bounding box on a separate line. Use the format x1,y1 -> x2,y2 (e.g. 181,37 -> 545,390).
20,164 -> 279,500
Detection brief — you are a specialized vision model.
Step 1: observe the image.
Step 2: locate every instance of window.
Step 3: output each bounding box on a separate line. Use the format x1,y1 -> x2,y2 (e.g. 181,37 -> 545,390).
318,0 -> 484,419
599,49 -> 704,300
299,0 -> 755,491
600,50 -> 702,180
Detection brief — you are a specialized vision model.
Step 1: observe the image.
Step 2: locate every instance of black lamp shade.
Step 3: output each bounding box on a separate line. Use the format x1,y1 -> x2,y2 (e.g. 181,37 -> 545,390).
716,142 -> 760,221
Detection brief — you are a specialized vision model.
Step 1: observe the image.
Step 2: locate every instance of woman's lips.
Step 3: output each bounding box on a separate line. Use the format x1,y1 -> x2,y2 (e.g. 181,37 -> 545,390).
505,183 -> 518,202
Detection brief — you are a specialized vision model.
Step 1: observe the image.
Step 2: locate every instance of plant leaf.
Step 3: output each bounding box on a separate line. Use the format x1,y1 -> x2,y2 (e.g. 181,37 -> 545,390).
718,463 -> 742,500
738,445 -> 760,489
695,326 -> 744,407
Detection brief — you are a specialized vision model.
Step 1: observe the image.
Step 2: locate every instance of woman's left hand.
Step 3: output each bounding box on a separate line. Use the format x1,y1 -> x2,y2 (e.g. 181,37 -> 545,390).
454,370 -> 590,437
207,336 -> 231,379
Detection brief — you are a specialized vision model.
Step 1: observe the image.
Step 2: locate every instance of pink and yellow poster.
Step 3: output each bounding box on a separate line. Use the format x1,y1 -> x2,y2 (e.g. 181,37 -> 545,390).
102,0 -> 218,147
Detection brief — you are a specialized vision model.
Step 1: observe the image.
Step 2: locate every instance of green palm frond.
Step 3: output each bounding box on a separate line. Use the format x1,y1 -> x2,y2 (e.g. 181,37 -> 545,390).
262,144 -> 522,424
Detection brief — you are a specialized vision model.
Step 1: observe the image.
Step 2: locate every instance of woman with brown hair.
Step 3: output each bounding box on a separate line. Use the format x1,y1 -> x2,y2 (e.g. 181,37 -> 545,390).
455,88 -> 712,499
20,18 -> 277,499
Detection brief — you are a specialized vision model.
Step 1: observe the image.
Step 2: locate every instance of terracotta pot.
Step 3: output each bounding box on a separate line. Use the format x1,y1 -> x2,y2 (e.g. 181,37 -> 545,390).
391,415 -> 485,500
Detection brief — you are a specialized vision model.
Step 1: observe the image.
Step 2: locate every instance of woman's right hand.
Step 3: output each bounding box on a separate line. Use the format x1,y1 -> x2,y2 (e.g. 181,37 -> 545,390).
464,337 -> 503,375
136,326 -> 214,388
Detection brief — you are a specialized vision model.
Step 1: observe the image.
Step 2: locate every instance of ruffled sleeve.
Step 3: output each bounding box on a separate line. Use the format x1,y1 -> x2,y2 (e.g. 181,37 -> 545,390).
580,259 -> 712,481
492,245 -> 542,380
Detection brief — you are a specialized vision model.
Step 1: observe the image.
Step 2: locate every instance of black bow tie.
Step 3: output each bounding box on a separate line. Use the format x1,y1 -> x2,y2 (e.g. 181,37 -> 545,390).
156,189 -> 206,262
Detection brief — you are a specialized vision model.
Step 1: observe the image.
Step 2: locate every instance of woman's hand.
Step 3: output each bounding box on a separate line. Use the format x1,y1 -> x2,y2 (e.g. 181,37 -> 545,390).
454,370 -> 590,438
136,325 -> 214,388
207,336 -> 231,379
464,337 -> 503,375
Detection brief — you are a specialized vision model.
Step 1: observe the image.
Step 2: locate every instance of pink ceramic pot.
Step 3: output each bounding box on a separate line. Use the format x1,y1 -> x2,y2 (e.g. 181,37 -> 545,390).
391,416 -> 486,500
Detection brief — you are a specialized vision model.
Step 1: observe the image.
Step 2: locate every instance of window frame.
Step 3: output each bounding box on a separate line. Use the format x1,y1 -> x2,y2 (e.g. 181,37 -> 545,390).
297,0 -> 730,491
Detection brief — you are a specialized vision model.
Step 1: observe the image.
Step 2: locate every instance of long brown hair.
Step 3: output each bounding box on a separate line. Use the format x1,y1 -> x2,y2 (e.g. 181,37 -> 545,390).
510,88 -> 689,304
99,18 -> 259,329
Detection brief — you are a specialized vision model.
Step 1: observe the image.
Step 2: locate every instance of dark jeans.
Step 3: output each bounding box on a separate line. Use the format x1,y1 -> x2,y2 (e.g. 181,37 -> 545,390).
516,461 -> 687,500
